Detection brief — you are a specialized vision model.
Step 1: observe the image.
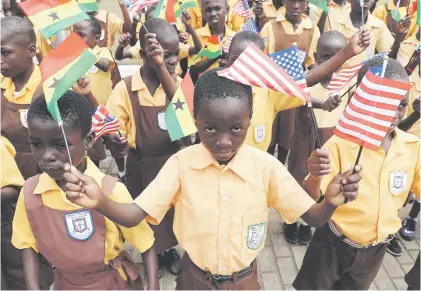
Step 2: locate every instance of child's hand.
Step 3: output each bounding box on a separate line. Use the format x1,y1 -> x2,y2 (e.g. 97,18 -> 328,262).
322,93 -> 342,112
72,75 -> 91,95
118,33 -> 131,48
396,15 -> 412,35
63,164 -> 107,209
347,26 -> 371,56
407,49 -> 420,69
179,32 -> 190,44
254,0 -> 264,20
413,97 -> 420,114
182,9 -> 192,27
133,12 -> 141,24
307,149 -> 332,180
145,33 -> 164,69
106,133 -> 129,158
324,165 -> 362,206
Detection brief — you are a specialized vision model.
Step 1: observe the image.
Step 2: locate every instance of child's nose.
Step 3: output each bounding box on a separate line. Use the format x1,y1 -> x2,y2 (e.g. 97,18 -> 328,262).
216,134 -> 232,147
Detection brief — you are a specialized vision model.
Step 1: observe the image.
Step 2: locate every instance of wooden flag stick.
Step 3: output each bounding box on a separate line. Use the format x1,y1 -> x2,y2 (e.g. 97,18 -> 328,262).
59,123 -> 72,166
308,103 -> 322,149
327,15 -> 332,31
340,82 -> 357,99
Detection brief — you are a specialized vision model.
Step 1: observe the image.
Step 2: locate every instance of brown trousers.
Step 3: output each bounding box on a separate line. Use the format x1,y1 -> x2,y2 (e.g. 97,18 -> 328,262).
293,223 -> 387,290
175,253 -> 260,290
405,253 -> 420,290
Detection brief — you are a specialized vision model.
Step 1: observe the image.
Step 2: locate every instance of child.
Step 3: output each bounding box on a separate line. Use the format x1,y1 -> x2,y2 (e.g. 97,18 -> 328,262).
310,0 -> 351,32
227,0 -> 246,32
187,0 -> 203,29
11,91 -> 159,290
64,67 -> 362,289
293,58 -> 420,290
258,0 -> 284,26
106,18 -> 185,275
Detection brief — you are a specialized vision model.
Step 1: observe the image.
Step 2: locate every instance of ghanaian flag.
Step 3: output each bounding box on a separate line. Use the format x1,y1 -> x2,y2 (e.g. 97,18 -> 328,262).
77,0 -> 98,12
40,33 -> 98,124
165,73 -> 197,141
18,0 -> 89,40
154,0 -> 178,23
174,0 -> 196,18
193,35 -> 221,62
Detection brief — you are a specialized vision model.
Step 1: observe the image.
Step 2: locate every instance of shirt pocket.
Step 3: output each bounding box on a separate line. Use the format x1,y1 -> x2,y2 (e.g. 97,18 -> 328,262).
241,210 -> 269,259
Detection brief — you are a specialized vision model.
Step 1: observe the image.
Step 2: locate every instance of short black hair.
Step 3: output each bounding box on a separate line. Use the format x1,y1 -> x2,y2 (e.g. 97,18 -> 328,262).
28,91 -> 92,137
229,31 -> 265,53
317,30 -> 347,50
81,16 -> 102,36
0,16 -> 36,45
193,68 -> 253,118
357,57 -> 408,84
138,18 -> 178,49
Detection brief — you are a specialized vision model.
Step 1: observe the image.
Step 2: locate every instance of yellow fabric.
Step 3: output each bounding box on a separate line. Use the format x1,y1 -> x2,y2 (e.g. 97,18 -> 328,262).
35,29 -> 54,57
227,0 -> 245,32
188,24 -> 236,68
0,65 -> 41,104
336,12 -> 394,67
309,1 -> 351,32
311,83 -> 349,128
319,131 -> 421,246
406,69 -> 421,138
11,158 -> 154,279
187,1 -> 203,29
0,136 -> 24,189
106,69 -> 180,149
246,87 -> 306,151
129,45 -> 141,60
260,13 -> 320,67
134,143 -> 315,275
95,9 -> 124,49
262,0 -> 283,18
397,33 -> 419,69
88,46 -> 115,105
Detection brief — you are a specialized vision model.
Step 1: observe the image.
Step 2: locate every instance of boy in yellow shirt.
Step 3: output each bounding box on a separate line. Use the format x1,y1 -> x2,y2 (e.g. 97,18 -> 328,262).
310,0 -> 351,32
294,58 -> 420,290
12,90 -> 159,290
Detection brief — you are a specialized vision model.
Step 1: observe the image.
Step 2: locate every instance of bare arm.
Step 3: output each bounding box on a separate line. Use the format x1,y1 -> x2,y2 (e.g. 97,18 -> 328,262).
97,198 -> 148,228
389,16 -> 412,60
95,57 -> 111,72
399,111 -> 421,131
301,198 -> 337,227
119,1 -> 133,33
183,10 -> 203,55
22,248 -> 40,290
1,186 -> 21,203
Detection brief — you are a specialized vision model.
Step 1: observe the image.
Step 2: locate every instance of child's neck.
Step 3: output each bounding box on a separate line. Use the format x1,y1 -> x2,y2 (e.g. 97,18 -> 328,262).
13,63 -> 35,92
285,14 -> 302,31
140,64 -> 161,96
380,130 -> 395,154
350,10 -> 368,29
209,22 -> 226,38
332,0 -> 346,7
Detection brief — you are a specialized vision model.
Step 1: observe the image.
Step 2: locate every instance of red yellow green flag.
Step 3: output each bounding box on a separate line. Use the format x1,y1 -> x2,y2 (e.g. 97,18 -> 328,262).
174,0 -> 196,18
154,0 -> 177,23
41,32 -> 98,124
18,0 -> 89,40
193,35 -> 221,62
165,72 -> 197,141
77,0 -> 99,12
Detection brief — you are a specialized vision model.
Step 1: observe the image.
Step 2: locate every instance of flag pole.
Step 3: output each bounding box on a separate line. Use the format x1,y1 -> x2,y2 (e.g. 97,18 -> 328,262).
308,103 -> 322,149
360,0 -> 364,26
340,82 -> 357,99
59,121 -> 73,166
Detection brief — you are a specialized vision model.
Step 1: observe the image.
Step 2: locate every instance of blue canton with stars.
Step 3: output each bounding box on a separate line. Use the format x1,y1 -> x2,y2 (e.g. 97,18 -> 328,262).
269,46 -> 306,81
240,17 -> 258,33
369,66 -> 383,77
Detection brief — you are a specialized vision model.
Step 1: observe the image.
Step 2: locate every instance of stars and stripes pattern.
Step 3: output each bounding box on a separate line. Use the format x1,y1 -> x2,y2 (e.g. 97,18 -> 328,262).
92,105 -> 120,140
121,0 -> 159,14
217,43 -> 310,102
269,45 -> 309,95
333,70 -> 412,150
240,17 -> 259,33
222,36 -> 233,53
232,0 -> 252,17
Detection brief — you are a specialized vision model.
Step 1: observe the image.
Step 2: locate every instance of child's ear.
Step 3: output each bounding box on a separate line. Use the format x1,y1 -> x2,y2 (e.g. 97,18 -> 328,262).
84,131 -> 96,150
95,34 -> 101,42
28,43 -> 36,58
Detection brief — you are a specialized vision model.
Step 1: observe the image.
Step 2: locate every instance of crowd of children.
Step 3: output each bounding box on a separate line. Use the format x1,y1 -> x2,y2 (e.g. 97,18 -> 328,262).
1,0 -> 420,290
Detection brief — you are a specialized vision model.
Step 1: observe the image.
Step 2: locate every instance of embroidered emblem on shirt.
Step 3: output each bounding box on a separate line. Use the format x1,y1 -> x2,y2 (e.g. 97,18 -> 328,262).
390,171 -> 407,195
64,210 -> 95,241
88,65 -> 99,74
19,109 -> 28,128
247,222 -> 266,250
157,112 -> 167,131
254,125 -> 265,143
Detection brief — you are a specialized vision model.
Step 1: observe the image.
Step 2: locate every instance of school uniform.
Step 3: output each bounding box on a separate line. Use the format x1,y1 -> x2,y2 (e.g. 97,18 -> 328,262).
35,29 -> 54,58
309,1 -> 351,32
260,12 -> 320,153
106,70 -> 180,253
227,0 -> 245,32
397,33 -> 420,67
405,253 -> 420,290
261,0 -> 283,26
246,87 -> 305,151
288,83 -> 350,185
294,129 -> 421,290
1,66 -> 40,179
134,143 -> 316,289
95,9 -> 124,49
187,1 -> 203,29
406,68 -> 421,138
12,158 -> 154,290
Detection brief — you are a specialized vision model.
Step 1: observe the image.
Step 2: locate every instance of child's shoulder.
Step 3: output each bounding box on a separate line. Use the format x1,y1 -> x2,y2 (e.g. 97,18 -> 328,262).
396,128 -> 420,145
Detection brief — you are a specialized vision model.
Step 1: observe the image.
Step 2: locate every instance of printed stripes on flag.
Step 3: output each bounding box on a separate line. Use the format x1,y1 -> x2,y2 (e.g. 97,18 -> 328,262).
222,36 -> 233,53
232,0 -> 252,17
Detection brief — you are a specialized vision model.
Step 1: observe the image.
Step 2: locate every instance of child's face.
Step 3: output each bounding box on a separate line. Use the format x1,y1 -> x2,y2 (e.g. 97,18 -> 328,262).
284,0 -> 307,22
73,22 -> 98,48
350,0 -> 373,12
0,31 -> 36,78
143,35 -> 180,76
2,0 -> 13,16
28,118 -> 94,180
196,97 -> 250,163
389,93 -> 409,134
202,0 -> 228,29
227,40 -> 264,67
315,39 -> 346,66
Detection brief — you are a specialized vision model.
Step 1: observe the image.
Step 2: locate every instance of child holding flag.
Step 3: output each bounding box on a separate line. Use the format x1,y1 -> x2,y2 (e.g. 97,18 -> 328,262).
11,91 -> 159,290
293,57 -> 419,290
106,18 -> 187,275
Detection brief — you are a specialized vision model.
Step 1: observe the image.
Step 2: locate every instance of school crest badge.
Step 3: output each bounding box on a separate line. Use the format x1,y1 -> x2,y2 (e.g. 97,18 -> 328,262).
157,112 -> 167,131
88,65 -> 99,74
390,171 -> 407,195
254,125 -> 265,143
19,109 -> 28,128
247,222 -> 266,250
64,210 -> 94,241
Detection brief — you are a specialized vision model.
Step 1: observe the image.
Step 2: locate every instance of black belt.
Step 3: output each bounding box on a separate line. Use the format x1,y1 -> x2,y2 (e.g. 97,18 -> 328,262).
195,263 -> 254,284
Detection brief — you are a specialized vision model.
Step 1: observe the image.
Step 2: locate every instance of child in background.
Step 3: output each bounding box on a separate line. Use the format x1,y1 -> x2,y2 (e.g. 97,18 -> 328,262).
187,0 -> 203,29
310,0 -> 351,32
63,67 -> 363,290
12,91 -> 159,290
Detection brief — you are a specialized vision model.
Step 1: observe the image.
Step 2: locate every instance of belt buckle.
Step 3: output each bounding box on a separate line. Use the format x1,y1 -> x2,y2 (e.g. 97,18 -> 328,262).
211,274 -> 224,282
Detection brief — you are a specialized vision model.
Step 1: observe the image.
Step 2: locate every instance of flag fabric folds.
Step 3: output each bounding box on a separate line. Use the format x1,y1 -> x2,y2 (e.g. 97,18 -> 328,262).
308,0 -> 329,15
222,36 -> 233,53
192,35 -> 221,62
240,17 -> 259,32
232,0 -> 252,17
154,0 -> 177,23
77,0 -> 98,12
92,105 -> 120,140
122,0 -> 160,14
174,0 -> 197,18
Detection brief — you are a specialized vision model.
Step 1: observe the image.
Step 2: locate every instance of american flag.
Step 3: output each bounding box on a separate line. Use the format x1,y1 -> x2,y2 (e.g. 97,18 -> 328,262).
269,45 -> 309,95
333,69 -> 412,150
232,0 -> 252,17
240,17 -> 259,33
121,0 -> 159,14
217,43 -> 310,102
92,105 -> 120,140
222,36 -> 233,53
328,52 -> 389,93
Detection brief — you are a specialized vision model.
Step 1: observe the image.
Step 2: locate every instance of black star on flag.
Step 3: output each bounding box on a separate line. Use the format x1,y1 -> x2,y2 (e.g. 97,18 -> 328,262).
48,12 -> 60,21
173,98 -> 185,110
49,77 -> 59,88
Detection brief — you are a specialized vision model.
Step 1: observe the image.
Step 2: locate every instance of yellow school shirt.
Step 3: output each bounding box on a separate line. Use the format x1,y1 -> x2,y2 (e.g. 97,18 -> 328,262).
95,9 -> 124,49
12,158 -> 154,279
372,0 -> 417,40
35,29 -> 54,58
88,46 -> 115,105
227,0 -> 245,32
188,24 -> 236,68
336,12 -> 394,67
1,65 -> 41,104
1,136 -> 24,189
246,87 -> 306,151
406,69 -> 421,138
309,1 -> 351,32
397,33 -> 419,68
311,83 -> 349,128
260,13 -> 320,67
261,0 -> 283,19
320,130 -> 420,246
134,143 -> 315,275
187,0 -> 203,29
106,69 -> 180,149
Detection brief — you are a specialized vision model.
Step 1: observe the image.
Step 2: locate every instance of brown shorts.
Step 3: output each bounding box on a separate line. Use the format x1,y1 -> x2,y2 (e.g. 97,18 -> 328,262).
175,253 -> 261,290
405,253 -> 420,290
293,223 -> 387,290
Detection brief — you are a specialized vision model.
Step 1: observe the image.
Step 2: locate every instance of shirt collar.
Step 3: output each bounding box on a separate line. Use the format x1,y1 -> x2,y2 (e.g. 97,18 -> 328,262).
276,12 -> 313,29
95,9 -> 107,23
131,68 -> 147,91
197,24 -> 231,38
410,70 -> 420,91
1,65 -> 41,100
338,12 -> 381,31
